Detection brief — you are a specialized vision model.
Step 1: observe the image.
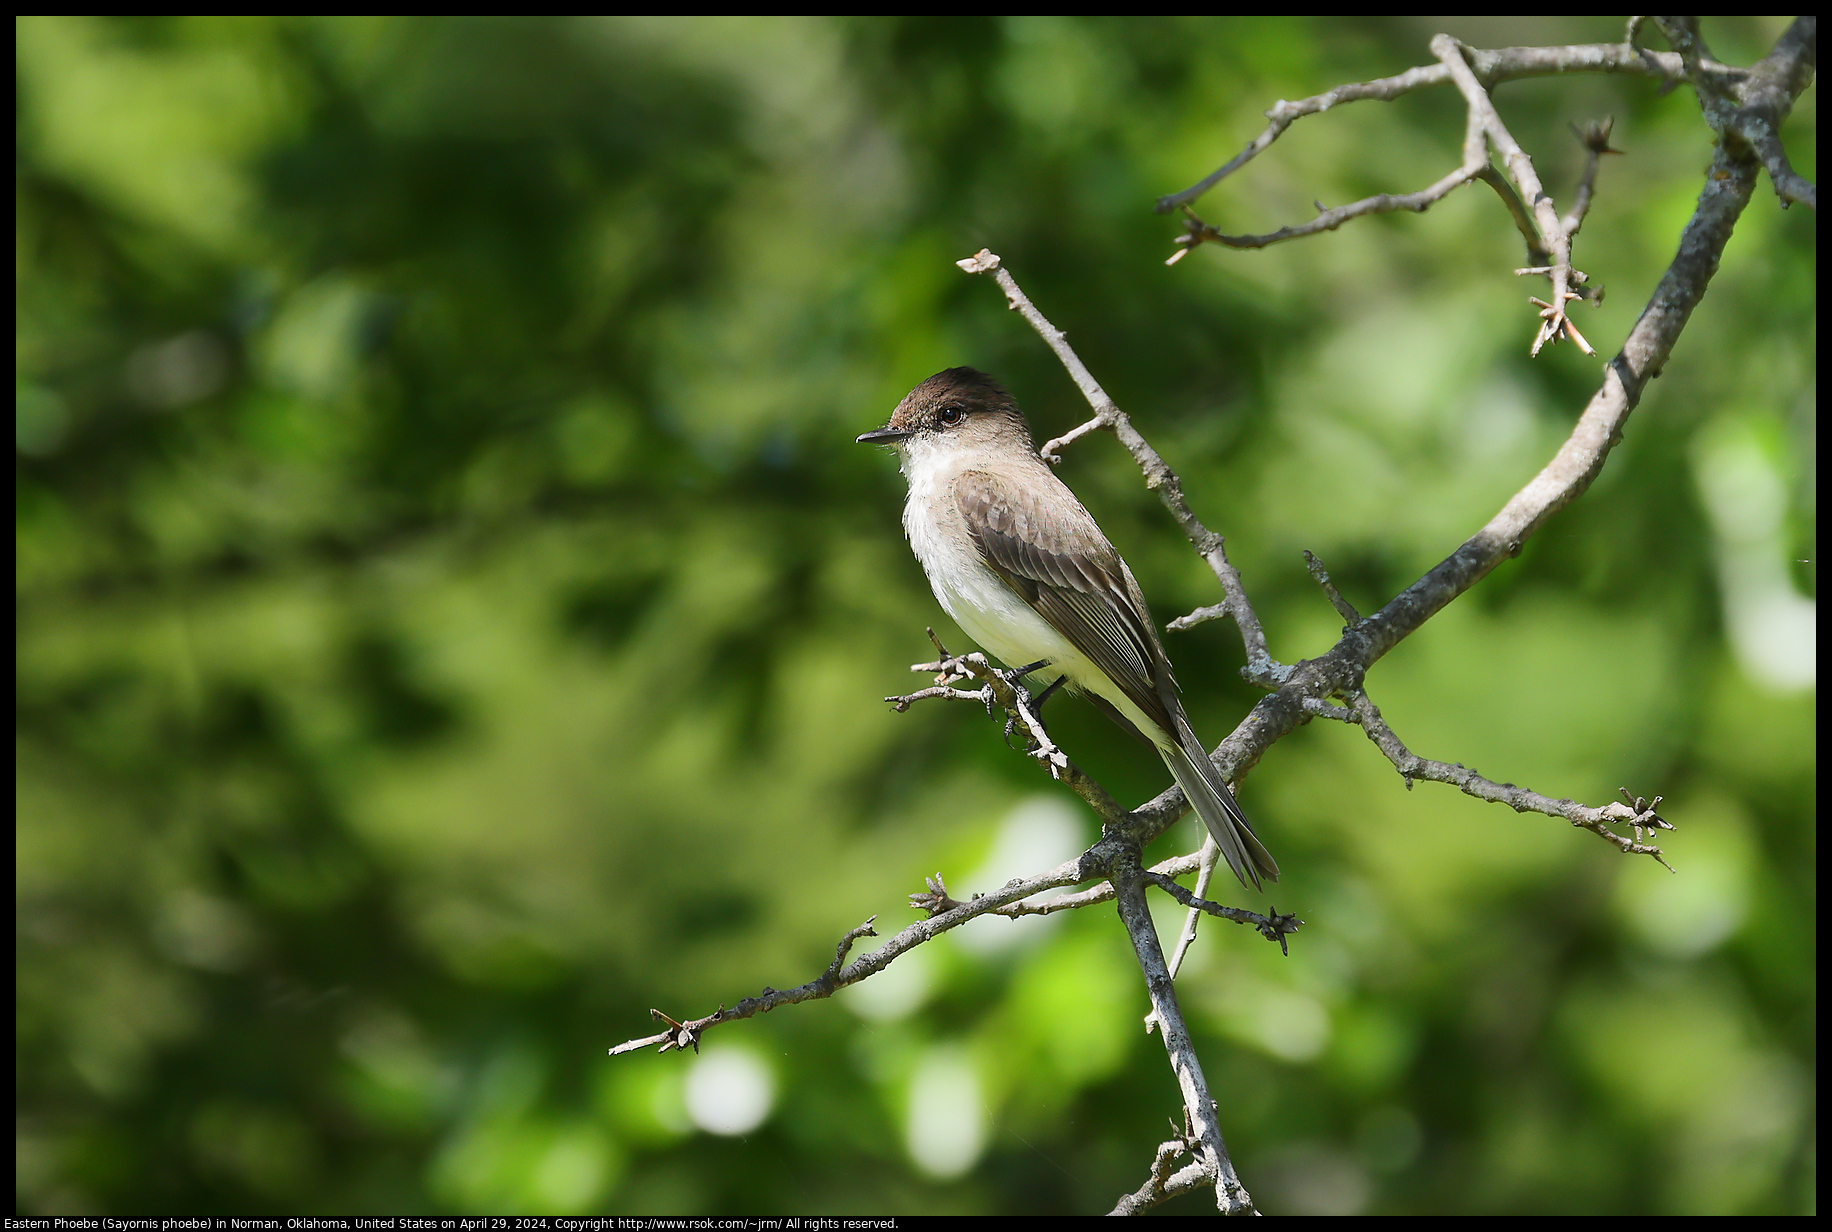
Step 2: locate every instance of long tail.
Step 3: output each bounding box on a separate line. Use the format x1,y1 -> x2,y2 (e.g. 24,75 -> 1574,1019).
1160,731 -> 1279,892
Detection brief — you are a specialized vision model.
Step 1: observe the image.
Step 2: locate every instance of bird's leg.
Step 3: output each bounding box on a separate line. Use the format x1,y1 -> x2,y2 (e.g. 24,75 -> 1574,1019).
999,660 -> 1064,749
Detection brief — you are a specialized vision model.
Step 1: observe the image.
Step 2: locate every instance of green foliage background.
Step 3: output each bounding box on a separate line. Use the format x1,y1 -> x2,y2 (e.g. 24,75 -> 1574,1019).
16,16 -> 1814,1215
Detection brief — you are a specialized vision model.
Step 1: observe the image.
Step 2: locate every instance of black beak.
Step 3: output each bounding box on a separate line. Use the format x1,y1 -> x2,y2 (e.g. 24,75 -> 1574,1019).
856,426 -> 911,445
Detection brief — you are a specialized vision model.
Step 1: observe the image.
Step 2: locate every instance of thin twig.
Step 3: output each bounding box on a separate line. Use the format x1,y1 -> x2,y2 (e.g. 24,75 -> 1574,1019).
1166,159 -> 1484,261
1345,690 -> 1677,868
1304,550 -> 1363,625
1144,871 -> 1305,955
1475,164 -> 1549,264
1156,41 -> 1687,214
1161,837 -> 1220,985
1564,116 -> 1625,237
609,916 -> 882,1055
968,850 -> 1205,919
609,849 -> 1103,1056
1429,34 -> 1594,356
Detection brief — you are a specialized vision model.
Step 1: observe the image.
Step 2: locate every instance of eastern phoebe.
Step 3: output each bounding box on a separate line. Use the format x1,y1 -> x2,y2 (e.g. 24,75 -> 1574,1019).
859,367 -> 1279,891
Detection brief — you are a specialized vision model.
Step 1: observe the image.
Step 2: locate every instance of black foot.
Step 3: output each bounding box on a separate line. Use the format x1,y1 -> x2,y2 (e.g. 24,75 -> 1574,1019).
1000,669 -> 1066,751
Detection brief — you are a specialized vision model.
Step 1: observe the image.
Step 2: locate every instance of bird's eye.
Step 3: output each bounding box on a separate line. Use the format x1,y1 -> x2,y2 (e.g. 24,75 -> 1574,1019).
938,404 -> 965,425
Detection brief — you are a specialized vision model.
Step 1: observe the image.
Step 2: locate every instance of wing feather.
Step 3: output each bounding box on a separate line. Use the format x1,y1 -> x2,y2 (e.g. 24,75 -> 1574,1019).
955,469 -> 1175,734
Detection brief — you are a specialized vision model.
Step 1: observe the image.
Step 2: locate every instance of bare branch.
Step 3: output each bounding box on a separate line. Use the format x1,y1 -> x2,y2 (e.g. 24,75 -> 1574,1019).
1151,26 -> 1803,355
1564,116 -> 1626,236
1166,159 -> 1484,261
1144,871 -> 1304,955
1734,17 -> 1817,208
1216,145 -> 1768,811
1160,839 -> 1221,984
1110,1112 -> 1213,1214
1304,550 -> 1363,626
609,916 -> 882,1056
1158,39 -> 1677,289
1161,20 -> 1809,356
1112,859 -> 1257,1213
1169,33 -> 1619,350
1475,163 -> 1550,264
1659,16 -> 1817,209
1345,690 -> 1677,870
961,851 -> 1197,919
610,849 -> 1104,1056
1428,34 -> 1595,355
1156,42 -> 1687,214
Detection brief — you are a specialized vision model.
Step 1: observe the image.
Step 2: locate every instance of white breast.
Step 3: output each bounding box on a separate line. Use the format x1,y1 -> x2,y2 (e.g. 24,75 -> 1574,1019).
898,445 -> 1131,729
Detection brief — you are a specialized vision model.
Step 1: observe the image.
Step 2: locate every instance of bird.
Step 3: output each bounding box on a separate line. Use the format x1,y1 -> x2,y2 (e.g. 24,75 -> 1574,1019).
858,367 -> 1278,891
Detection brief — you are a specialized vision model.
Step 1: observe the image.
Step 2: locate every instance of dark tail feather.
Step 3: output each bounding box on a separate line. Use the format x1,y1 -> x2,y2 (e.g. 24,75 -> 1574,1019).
1161,736 -> 1279,892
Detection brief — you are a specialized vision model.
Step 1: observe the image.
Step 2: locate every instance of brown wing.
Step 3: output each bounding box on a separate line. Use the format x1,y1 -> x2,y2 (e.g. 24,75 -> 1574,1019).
955,469 -> 1177,735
